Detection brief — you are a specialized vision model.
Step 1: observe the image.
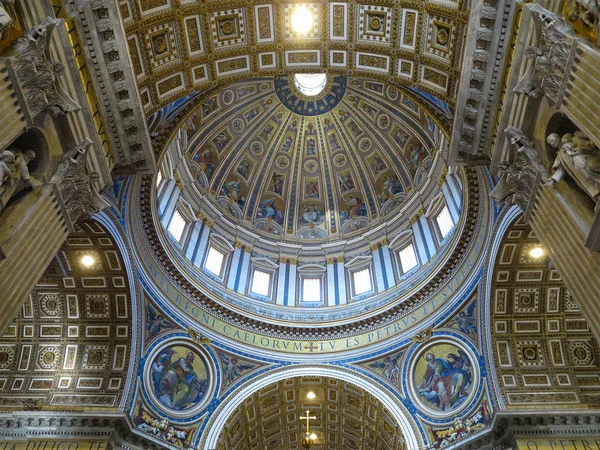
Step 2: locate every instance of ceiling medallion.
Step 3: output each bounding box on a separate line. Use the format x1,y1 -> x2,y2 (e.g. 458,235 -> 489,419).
275,75 -> 347,117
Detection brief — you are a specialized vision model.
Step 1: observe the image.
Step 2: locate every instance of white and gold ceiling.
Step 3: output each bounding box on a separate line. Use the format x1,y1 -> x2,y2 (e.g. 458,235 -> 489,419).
118,0 -> 469,114
180,76 -> 440,240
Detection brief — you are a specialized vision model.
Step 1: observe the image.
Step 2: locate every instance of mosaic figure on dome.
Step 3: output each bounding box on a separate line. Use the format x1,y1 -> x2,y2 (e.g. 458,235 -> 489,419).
392,127 -> 410,148
183,112 -> 200,138
328,132 -> 341,150
305,179 -> 319,199
402,97 -> 419,113
341,196 -> 367,223
347,121 -> 363,139
360,102 -> 378,119
260,124 -> 274,141
221,180 -> 245,208
244,107 -> 259,122
338,172 -> 355,192
150,346 -> 209,411
270,173 -> 284,196
281,136 -> 293,153
236,158 -> 252,180
300,203 -> 325,226
202,96 -> 218,117
415,345 -> 473,412
254,220 -> 282,235
306,137 -> 316,156
427,117 -> 436,133
258,197 -> 284,225
212,131 -> 230,151
370,154 -> 386,175
219,354 -> 255,385
192,148 -> 215,181
379,175 -> 403,204
406,143 -> 429,175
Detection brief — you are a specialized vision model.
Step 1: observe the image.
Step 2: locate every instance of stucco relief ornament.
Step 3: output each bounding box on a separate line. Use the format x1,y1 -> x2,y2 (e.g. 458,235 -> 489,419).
547,131 -> 600,200
13,17 -> 80,117
513,5 -> 573,102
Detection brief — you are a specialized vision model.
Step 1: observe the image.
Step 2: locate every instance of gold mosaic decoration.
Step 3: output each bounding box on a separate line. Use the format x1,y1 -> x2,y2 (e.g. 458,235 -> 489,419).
118,0 -> 469,114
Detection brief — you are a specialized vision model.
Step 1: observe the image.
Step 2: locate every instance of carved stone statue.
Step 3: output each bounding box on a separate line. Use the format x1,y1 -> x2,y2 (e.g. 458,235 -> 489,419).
0,147 -> 42,213
53,139 -> 109,225
0,0 -> 15,41
505,126 -> 552,182
513,5 -> 573,101
547,131 -> 600,200
13,17 -> 80,117
490,128 -> 546,212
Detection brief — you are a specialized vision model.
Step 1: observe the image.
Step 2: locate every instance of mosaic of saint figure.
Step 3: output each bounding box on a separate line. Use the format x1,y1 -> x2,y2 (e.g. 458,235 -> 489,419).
151,346 -> 208,411
415,346 -> 472,412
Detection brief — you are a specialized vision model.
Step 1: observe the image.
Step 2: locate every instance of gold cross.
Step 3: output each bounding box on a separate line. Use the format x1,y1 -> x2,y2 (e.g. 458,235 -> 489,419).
300,410 -> 316,434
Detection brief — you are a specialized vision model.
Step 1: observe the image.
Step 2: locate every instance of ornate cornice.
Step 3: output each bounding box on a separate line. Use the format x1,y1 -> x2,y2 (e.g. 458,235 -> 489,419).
0,414 -> 165,450
133,165 -> 483,338
58,0 -> 156,174
457,412 -> 600,450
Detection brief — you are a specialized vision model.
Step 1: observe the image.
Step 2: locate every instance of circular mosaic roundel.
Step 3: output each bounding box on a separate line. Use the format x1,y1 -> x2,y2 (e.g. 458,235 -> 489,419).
408,338 -> 479,418
145,339 -> 215,418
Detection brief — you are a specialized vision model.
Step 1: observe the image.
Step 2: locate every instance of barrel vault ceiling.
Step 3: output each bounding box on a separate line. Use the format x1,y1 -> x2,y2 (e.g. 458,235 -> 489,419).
215,376 -> 407,450
118,0 -> 469,114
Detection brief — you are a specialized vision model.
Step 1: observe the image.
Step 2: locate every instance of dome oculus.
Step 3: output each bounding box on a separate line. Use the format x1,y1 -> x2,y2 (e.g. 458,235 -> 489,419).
294,74 -> 328,97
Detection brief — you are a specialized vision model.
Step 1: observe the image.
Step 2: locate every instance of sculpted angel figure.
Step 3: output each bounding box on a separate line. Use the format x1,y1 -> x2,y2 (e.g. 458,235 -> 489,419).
547,131 -> 600,199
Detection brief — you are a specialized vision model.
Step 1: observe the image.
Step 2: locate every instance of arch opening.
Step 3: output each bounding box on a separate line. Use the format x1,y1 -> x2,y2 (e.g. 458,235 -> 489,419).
202,365 -> 420,450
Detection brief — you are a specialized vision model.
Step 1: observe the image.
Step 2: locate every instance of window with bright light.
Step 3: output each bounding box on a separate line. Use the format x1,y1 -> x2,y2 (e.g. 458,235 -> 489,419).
302,277 -> 321,302
436,205 -> 454,239
294,74 -> 327,97
250,269 -> 271,297
204,246 -> 225,276
167,210 -> 187,243
399,243 -> 418,273
156,170 -> 163,187
353,268 -> 372,295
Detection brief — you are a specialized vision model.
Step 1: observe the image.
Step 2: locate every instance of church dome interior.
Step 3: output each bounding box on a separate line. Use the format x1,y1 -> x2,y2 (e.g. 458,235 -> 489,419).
1,0 -> 600,449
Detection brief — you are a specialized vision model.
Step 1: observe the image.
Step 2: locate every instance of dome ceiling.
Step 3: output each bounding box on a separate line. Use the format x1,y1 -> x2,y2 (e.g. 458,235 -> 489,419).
181,76 -> 440,241
119,0 -> 469,114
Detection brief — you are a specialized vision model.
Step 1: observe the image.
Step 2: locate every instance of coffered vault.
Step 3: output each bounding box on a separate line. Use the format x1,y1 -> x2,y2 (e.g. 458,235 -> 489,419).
118,0 -> 470,114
